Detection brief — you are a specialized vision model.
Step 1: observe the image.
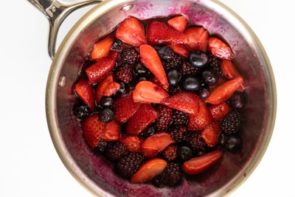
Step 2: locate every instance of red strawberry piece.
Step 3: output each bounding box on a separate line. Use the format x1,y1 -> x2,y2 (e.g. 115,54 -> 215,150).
95,74 -> 120,102
209,37 -> 234,60
82,115 -> 105,149
147,21 -> 184,45
126,104 -> 158,135
188,100 -> 212,131
91,36 -> 114,60
162,92 -> 200,115
140,45 -> 169,89
142,133 -> 174,158
184,27 -> 209,51
131,158 -> 167,183
182,150 -> 223,175
168,15 -> 188,32
209,102 -> 230,121
115,17 -> 146,47
74,79 -> 95,110
121,136 -> 142,152
114,93 -> 141,123
86,52 -> 119,84
169,43 -> 189,57
102,120 -> 120,141
205,77 -> 244,105
221,60 -> 241,79
133,81 -> 169,104
201,122 -> 221,147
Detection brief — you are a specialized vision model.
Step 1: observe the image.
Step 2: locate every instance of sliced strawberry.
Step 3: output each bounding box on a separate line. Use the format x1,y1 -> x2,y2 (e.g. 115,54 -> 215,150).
126,104 -> 158,135
162,92 -> 200,115
182,150 -> 223,175
133,81 -> 169,104
115,17 -> 146,47
86,52 -> 119,84
209,37 -> 234,60
209,102 -> 230,121
74,79 -> 95,110
169,43 -> 189,57
121,136 -> 142,152
221,60 -> 241,79
205,77 -> 244,105
114,93 -> 141,123
201,122 -> 221,147
147,21 -> 184,45
131,158 -> 167,183
168,15 -> 188,32
102,121 -> 120,141
95,74 -> 120,102
140,44 -> 169,89
184,27 -> 209,52
82,115 -> 105,149
188,100 -> 212,131
91,36 -> 113,60
142,133 -> 174,158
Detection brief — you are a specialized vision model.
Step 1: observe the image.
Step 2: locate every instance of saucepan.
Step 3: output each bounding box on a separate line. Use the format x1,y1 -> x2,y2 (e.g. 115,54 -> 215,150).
28,0 -> 276,196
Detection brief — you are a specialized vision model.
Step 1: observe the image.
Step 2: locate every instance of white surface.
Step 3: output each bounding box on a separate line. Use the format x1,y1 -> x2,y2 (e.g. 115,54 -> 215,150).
0,0 -> 294,196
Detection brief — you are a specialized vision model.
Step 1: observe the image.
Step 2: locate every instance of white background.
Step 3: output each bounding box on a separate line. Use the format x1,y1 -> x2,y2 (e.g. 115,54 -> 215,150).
0,0 -> 294,196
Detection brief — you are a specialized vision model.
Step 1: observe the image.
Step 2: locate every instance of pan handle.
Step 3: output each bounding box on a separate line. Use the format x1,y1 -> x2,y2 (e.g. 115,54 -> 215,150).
28,0 -> 103,58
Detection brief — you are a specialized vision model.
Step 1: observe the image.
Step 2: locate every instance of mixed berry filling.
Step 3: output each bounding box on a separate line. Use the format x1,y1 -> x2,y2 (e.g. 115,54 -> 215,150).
72,15 -> 246,187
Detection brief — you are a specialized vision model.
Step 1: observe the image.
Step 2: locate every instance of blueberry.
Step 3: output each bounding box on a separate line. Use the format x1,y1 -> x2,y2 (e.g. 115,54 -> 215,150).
182,77 -> 200,91
73,103 -> 91,120
100,97 -> 113,107
99,108 -> 114,123
118,82 -> 128,95
178,146 -> 193,161
224,135 -> 242,152
189,52 -> 208,68
139,125 -> 156,139
202,70 -> 218,86
158,46 -> 174,61
168,69 -> 181,86
111,39 -> 123,52
134,63 -> 148,75
199,88 -> 210,99
228,92 -> 246,109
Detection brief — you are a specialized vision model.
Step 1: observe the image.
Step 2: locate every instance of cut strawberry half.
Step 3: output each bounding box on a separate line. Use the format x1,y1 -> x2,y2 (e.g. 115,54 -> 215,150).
126,104 -> 158,135
209,37 -> 234,60
162,92 -> 200,115
209,102 -> 230,121
168,15 -> 188,32
142,133 -> 174,158
86,52 -> 119,84
147,21 -> 184,45
121,136 -> 142,153
188,99 -> 212,131
169,43 -> 189,57
140,44 -> 169,89
206,77 -> 244,105
116,17 -> 146,47
131,158 -> 167,183
74,79 -> 95,110
221,60 -> 241,79
114,93 -> 141,123
182,150 -> 223,175
102,120 -> 120,141
201,122 -> 221,147
133,81 -> 169,104
95,74 -> 120,103
91,36 -> 113,60
82,115 -> 105,149
184,27 -> 209,51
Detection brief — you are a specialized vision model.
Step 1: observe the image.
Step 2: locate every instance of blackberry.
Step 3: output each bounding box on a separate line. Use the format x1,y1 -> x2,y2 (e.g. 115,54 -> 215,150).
158,46 -> 182,70
221,110 -> 241,135
115,64 -> 133,84
207,54 -> 221,76
156,106 -> 173,131
94,141 -> 108,153
153,163 -> 183,187
181,62 -> 199,76
185,132 -> 207,152
73,102 -> 91,120
170,126 -> 187,143
120,48 -> 138,65
162,145 -> 177,161
116,153 -> 144,178
172,110 -> 188,126
105,142 -> 128,161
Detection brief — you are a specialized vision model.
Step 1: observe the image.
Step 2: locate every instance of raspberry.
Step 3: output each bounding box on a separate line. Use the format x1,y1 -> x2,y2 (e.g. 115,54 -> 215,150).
156,106 -> 173,131
120,48 -> 139,65
162,145 -> 177,161
116,153 -> 144,178
170,126 -> 187,143
172,110 -> 188,126
181,62 -> 199,76
105,142 -> 128,161
153,163 -> 183,187
185,132 -> 207,152
221,110 -> 241,135
115,64 -> 133,84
